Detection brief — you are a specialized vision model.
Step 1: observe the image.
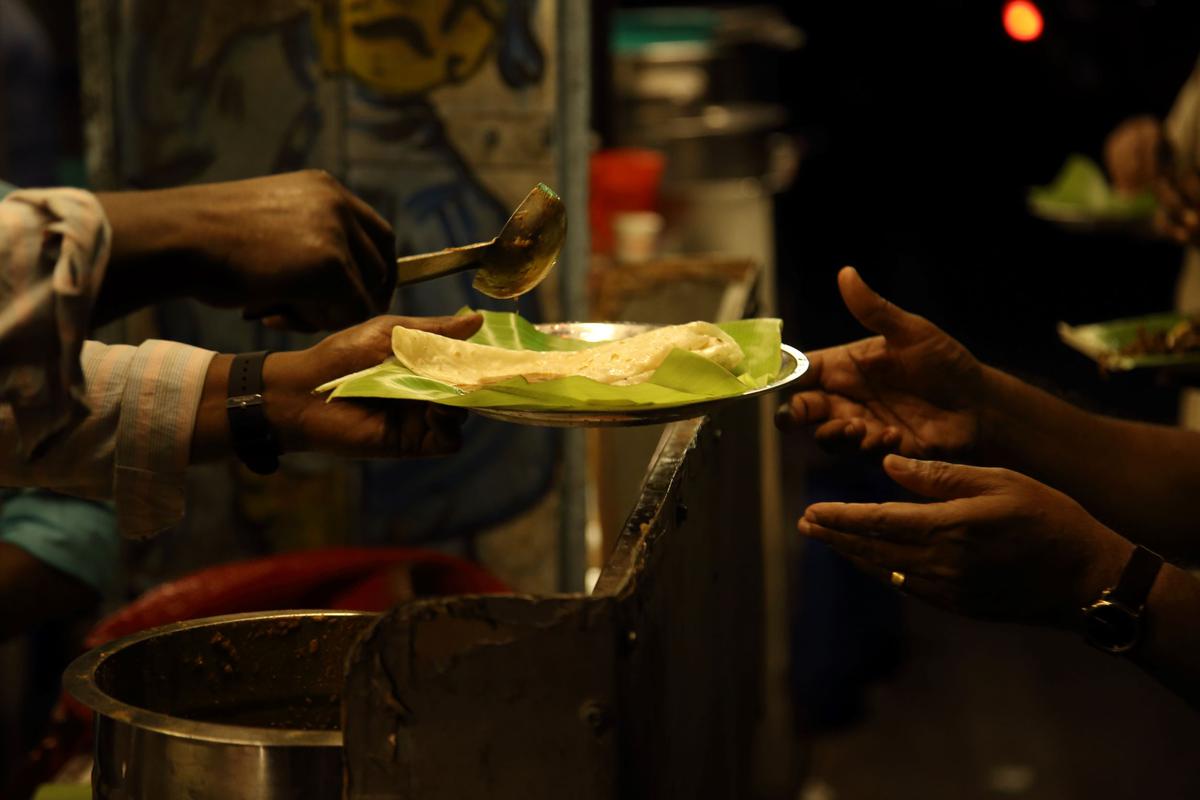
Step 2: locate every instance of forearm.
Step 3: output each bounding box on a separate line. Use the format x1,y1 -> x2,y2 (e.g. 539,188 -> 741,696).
979,366 -> 1200,557
92,189 -> 203,323
1129,563 -> 1200,708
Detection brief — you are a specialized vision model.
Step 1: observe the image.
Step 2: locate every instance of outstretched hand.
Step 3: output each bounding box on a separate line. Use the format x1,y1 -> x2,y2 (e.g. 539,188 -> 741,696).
776,267 -> 986,460
799,455 -> 1132,627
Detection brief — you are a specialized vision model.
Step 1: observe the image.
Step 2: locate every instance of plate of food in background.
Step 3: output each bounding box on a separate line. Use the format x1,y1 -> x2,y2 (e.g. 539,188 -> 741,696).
1058,311 -> 1200,373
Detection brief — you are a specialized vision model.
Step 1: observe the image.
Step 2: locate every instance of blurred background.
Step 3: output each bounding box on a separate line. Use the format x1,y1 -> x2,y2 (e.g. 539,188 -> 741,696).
3,1 -> 1200,798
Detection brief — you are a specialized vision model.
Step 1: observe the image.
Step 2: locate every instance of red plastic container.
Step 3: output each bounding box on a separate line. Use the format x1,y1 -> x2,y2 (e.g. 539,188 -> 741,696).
589,147 -> 665,255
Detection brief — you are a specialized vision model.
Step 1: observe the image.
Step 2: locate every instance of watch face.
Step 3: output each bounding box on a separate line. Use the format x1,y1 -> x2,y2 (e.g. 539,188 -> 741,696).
1084,600 -> 1140,653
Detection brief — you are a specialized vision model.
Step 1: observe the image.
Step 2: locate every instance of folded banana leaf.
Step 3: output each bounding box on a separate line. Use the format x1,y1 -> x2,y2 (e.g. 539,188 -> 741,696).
1028,154 -> 1156,222
318,311 -> 783,410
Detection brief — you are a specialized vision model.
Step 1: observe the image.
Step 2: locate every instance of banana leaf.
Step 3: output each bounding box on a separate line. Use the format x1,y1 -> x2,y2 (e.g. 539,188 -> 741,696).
318,311 -> 784,410
1028,154 -> 1156,222
1058,311 -> 1200,371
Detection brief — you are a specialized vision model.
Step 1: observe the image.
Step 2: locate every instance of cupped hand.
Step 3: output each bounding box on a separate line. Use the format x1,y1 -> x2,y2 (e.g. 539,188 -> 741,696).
263,313 -> 483,458
799,455 -> 1133,627
776,266 -> 986,460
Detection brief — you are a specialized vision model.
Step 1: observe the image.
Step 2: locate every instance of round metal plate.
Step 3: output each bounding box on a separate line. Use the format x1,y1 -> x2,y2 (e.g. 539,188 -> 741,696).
471,322 -> 809,428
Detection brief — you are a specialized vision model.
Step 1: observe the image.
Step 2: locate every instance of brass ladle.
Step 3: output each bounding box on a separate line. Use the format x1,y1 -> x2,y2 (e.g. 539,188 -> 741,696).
394,183 -> 565,299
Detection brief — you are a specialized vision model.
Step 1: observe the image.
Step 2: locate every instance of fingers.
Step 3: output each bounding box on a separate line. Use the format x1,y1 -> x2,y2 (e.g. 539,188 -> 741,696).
840,552 -> 942,600
776,390 -> 903,454
814,417 -> 902,450
243,304 -> 325,333
882,454 -> 1001,500
800,516 -> 947,606
425,404 -> 467,453
799,517 -> 923,564
803,499 -> 942,544
775,390 -> 832,430
1155,174 -> 1200,245
392,313 -> 484,341
837,266 -> 928,344
386,403 -> 467,456
343,189 -> 395,255
341,214 -> 393,316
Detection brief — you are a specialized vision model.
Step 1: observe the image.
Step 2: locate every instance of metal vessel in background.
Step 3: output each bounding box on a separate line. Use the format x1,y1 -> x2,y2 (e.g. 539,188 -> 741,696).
608,5 -> 802,303
610,6 -> 802,186
65,611 -> 377,800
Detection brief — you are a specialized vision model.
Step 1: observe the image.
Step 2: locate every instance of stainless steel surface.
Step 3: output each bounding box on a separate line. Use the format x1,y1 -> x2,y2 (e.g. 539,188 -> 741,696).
65,610 -> 377,800
471,322 -> 808,428
394,183 -> 566,299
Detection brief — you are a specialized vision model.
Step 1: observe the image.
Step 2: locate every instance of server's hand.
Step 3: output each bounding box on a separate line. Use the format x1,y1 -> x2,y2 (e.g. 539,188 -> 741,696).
798,455 -> 1132,627
1104,115 -> 1167,196
97,170 -> 397,330
775,266 -> 984,460
190,313 -> 483,464
263,313 -> 483,458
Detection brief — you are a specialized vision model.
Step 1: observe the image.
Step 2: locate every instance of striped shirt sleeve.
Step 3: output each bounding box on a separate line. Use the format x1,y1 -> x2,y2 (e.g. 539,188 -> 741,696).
0,340 -> 215,538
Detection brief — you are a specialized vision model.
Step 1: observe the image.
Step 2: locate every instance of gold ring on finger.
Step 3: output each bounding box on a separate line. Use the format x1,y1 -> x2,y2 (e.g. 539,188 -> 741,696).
890,570 -> 906,589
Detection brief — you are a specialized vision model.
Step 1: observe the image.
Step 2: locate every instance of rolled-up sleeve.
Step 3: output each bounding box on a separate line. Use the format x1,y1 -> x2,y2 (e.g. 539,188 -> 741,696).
0,188 -> 216,538
0,188 -> 110,456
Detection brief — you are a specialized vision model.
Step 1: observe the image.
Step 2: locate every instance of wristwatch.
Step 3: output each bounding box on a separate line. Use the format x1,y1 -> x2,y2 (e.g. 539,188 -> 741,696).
1081,544 -> 1164,654
225,351 -> 280,475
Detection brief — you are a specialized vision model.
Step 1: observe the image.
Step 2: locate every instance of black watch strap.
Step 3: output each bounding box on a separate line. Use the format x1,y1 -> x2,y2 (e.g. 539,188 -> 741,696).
226,351 -> 280,475
1109,545 -> 1164,611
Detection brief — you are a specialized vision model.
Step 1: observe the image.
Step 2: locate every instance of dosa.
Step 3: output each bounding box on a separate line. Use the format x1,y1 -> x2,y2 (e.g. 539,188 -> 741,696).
391,321 -> 743,391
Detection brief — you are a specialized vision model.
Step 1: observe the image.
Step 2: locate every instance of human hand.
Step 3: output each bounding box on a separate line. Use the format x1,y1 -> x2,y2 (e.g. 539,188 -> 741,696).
98,170 -> 396,330
1154,168 -> 1200,246
798,455 -> 1133,627
261,313 -> 483,458
1103,115 -> 1167,196
775,267 -> 987,460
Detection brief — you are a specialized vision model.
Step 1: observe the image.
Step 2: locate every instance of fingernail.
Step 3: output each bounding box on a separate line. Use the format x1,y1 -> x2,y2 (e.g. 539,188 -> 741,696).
884,453 -> 911,469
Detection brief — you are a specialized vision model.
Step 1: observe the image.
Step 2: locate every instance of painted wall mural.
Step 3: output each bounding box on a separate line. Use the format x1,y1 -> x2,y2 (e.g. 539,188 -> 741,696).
87,0 -> 561,573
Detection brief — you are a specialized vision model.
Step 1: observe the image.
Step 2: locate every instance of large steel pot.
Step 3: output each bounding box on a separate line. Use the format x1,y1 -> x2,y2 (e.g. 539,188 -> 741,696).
64,610 -> 377,799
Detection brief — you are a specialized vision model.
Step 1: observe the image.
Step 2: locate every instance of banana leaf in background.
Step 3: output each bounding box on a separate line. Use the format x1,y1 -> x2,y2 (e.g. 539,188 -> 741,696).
318,310 -> 784,410
1028,154 -> 1156,222
1058,311 -> 1200,371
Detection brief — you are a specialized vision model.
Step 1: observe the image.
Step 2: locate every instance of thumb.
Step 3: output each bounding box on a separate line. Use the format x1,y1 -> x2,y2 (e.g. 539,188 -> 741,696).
393,313 -> 484,341
838,266 -> 927,344
883,454 -> 1000,500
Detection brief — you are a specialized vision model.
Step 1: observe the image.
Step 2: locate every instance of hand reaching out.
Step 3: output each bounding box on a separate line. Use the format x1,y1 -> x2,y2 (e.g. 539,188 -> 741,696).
799,455 -> 1132,627
776,267 -> 986,460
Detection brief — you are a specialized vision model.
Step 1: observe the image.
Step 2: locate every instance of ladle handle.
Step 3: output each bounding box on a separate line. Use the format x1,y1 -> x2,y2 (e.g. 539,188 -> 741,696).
394,241 -> 493,288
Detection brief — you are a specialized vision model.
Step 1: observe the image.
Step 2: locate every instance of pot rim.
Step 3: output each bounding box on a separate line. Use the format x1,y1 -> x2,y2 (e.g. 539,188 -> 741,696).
64,609 -> 378,748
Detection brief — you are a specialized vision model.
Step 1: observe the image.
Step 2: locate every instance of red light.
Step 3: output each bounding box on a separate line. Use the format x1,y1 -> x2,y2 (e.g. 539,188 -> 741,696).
1003,0 -> 1044,42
